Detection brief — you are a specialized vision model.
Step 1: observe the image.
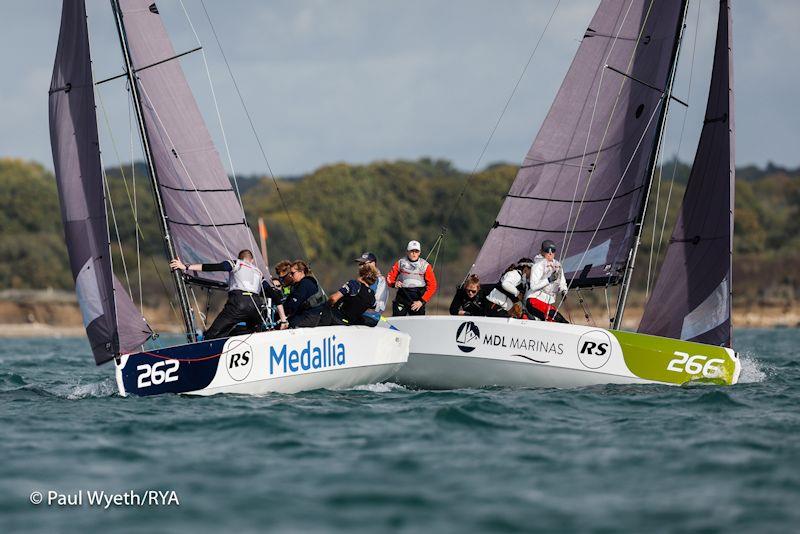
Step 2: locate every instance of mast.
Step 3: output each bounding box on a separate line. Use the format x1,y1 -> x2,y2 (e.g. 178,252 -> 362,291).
109,0 -> 195,342
612,0 -> 691,330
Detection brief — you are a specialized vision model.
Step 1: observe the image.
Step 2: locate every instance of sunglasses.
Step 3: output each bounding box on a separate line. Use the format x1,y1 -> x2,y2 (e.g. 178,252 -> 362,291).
543,247 -> 557,253
465,288 -> 479,295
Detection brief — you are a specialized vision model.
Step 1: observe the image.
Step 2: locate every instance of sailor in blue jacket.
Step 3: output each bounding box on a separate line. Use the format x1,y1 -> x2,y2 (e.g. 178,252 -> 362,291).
283,260 -> 327,328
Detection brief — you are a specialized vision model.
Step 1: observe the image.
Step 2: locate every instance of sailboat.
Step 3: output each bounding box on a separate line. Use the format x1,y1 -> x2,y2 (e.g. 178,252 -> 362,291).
389,0 -> 740,388
49,0 -> 408,396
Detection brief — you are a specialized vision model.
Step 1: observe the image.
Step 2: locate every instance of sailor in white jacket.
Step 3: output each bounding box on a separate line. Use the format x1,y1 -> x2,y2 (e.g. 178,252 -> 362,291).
486,259 -> 533,317
524,240 -> 569,323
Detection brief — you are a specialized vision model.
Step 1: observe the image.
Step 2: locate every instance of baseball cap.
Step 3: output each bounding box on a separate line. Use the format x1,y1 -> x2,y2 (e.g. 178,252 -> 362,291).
354,252 -> 377,263
407,240 -> 421,251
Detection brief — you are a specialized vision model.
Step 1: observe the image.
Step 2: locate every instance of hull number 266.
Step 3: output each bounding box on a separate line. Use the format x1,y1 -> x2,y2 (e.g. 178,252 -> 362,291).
666,351 -> 724,378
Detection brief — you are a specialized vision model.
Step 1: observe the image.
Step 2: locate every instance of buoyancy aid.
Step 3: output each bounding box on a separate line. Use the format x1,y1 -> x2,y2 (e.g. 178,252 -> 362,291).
396,257 -> 430,289
337,282 -> 376,324
301,275 -> 327,310
228,259 -> 263,293
486,269 -> 526,311
525,255 -> 568,305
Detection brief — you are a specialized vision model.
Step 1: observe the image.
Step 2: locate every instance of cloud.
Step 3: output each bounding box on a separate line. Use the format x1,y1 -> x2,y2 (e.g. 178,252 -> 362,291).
1,0 -> 797,175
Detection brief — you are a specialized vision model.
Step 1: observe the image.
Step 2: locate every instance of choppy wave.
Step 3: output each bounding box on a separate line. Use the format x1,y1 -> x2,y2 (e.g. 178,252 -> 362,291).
1,330 -> 799,533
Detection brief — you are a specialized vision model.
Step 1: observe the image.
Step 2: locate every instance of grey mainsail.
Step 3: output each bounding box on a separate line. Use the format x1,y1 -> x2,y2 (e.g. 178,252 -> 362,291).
473,0 -> 685,287
49,0 -> 152,364
116,0 -> 266,286
639,1 -> 734,346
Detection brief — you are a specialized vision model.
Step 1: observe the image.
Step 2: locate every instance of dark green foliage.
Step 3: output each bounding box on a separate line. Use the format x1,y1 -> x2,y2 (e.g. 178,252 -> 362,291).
1,156 -> 798,307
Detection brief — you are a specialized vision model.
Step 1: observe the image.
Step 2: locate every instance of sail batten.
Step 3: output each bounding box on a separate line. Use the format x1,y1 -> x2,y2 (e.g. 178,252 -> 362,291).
116,0 -> 265,285
49,0 -> 152,364
473,0 -> 686,287
638,0 -> 734,347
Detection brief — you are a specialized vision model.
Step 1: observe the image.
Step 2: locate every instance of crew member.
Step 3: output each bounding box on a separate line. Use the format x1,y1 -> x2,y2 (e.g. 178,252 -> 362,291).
328,263 -> 378,326
355,251 -> 388,325
525,240 -> 569,323
449,274 -> 488,316
273,259 -> 293,298
386,240 -> 437,316
283,260 -> 327,328
170,250 -> 286,339
486,258 -> 534,318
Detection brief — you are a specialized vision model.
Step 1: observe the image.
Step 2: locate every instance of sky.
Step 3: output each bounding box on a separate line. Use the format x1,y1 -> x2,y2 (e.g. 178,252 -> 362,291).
1,0 -> 798,177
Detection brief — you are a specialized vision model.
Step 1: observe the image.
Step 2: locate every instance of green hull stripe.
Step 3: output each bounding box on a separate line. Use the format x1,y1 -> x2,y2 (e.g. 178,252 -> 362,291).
610,330 -> 737,385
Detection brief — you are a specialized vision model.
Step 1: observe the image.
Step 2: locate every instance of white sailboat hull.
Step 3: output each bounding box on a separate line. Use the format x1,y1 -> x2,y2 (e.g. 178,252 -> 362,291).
115,326 -> 410,396
387,316 -> 740,389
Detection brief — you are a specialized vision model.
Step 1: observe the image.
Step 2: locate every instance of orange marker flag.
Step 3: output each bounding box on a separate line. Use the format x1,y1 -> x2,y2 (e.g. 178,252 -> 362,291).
257,217 -> 269,267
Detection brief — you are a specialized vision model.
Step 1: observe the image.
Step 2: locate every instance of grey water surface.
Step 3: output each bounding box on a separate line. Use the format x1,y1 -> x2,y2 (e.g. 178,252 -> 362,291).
1,329 -> 798,533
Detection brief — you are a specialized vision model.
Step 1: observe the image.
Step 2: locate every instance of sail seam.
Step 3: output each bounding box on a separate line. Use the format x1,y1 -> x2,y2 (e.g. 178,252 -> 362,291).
495,219 -> 633,234
506,184 -> 644,203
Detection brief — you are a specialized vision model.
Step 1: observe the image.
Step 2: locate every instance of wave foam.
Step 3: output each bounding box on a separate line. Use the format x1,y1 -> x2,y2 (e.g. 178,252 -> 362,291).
738,351 -> 767,383
349,382 -> 408,393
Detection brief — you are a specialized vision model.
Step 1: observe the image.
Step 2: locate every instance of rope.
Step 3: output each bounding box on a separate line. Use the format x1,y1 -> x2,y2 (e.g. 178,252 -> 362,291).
129,89 -> 144,313
560,99 -> 663,302
177,0 -> 260,257
136,82 -> 234,259
100,159 -> 133,298
437,0 -> 561,244
561,0 -> 641,258
198,0 -> 308,260
652,0 -> 704,278
561,0 -> 656,260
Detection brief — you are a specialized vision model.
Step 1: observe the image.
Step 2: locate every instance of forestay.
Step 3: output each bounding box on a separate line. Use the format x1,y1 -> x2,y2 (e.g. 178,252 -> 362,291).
473,0 -> 684,287
117,0 -> 266,286
639,1 -> 734,347
49,0 -> 152,364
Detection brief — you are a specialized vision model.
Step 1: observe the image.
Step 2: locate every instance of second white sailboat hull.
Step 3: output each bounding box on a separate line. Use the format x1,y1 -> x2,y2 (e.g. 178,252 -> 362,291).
388,316 -> 740,389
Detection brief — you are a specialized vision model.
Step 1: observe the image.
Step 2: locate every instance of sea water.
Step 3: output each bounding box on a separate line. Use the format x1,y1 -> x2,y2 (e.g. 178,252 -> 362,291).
1,329 -> 798,532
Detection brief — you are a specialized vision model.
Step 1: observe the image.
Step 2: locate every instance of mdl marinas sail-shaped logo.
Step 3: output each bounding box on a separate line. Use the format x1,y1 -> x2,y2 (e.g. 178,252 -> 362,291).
456,322 -> 481,353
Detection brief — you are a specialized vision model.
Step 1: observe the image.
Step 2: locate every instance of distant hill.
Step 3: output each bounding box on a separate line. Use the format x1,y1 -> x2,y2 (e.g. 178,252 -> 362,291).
1,156 -> 798,312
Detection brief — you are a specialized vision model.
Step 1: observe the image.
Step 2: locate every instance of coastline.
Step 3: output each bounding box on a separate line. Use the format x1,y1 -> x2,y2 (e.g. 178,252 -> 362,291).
0,290 -> 796,338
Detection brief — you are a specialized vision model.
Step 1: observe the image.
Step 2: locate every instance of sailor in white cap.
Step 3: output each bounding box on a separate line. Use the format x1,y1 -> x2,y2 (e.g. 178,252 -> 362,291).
386,240 -> 438,316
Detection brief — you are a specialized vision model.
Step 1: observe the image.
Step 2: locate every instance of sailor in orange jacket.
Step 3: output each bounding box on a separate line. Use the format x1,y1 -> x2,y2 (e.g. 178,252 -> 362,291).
386,240 -> 438,316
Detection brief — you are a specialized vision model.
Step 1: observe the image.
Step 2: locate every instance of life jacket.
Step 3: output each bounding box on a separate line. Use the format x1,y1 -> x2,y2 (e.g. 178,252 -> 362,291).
336,282 -> 376,325
496,269 -> 526,301
228,259 -> 263,293
486,269 -> 526,311
396,257 -> 429,289
525,255 -> 566,305
300,275 -> 327,311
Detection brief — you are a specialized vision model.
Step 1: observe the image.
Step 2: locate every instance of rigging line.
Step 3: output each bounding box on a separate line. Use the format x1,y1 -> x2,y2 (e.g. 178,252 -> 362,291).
100,155 -> 134,299
190,287 -> 207,328
99,81 -> 160,317
562,0 -> 658,260
176,0 -> 259,257
198,0 -> 308,260
136,82 -> 233,259
442,0 -> 562,231
561,0 -> 641,258
644,144 -> 666,299
654,0 -> 703,268
129,85 -> 144,313
558,97 -> 663,315
94,79 -> 134,299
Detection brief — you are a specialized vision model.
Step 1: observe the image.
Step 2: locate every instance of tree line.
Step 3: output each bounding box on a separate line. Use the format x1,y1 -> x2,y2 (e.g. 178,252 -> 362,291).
1,156 -> 798,308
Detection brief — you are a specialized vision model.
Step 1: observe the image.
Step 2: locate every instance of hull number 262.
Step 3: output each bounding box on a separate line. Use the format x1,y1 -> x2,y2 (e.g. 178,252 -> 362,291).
666,351 -> 724,378
137,360 -> 180,388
